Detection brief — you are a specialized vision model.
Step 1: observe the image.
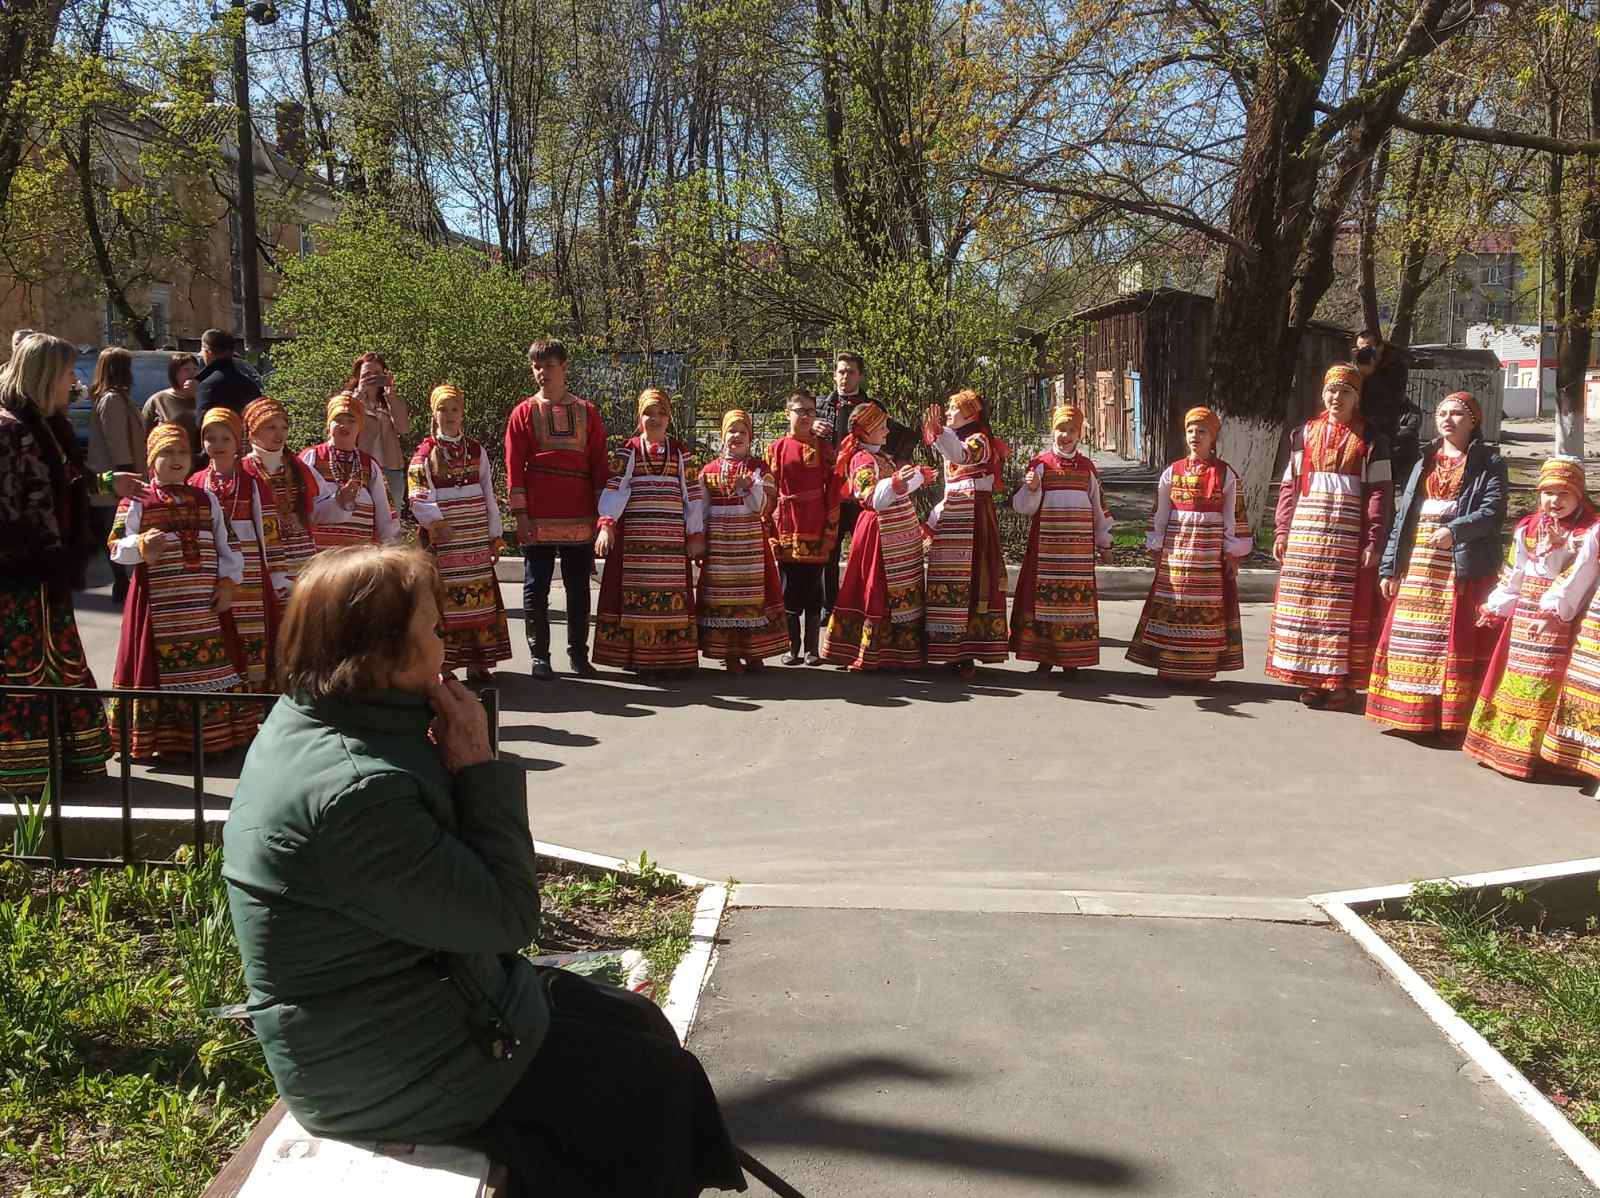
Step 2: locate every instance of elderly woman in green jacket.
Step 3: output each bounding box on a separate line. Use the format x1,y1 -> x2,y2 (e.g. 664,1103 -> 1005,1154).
222,545 -> 746,1196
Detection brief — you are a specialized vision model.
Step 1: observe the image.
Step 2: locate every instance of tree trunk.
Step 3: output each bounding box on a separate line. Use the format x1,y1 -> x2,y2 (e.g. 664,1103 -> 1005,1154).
1357,139 -> 1389,335
1205,0 -> 1342,524
1555,48 -> 1600,459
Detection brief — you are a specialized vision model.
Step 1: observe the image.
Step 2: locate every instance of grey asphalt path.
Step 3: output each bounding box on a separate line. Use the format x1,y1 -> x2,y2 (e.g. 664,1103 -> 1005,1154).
694,907 -> 1591,1197
72,578 -> 1600,900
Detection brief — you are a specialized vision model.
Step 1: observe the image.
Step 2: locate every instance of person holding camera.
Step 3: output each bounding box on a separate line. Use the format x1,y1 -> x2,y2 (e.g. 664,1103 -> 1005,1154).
347,352 -> 412,510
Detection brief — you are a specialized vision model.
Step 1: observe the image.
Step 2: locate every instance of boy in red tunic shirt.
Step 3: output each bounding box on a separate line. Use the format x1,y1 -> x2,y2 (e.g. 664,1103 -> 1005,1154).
503,338 -> 609,680
764,390 -> 841,664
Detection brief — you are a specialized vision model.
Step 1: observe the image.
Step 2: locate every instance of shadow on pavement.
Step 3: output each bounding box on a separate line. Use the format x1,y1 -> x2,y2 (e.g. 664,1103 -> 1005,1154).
1043,668 -> 1293,718
719,1054 -> 1141,1189
493,666 -> 1023,718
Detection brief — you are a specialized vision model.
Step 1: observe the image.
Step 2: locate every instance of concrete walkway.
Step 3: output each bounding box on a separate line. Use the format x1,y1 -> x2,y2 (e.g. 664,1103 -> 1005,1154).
68,570 -> 1600,1193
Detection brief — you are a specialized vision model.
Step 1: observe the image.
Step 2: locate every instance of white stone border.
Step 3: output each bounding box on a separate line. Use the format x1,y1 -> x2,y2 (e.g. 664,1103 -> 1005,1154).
1311,857 -> 1600,1192
660,882 -> 730,1043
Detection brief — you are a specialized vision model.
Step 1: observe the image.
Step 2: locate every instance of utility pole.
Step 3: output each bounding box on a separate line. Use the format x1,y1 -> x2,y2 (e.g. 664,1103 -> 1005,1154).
1537,240 -> 1547,418
223,0 -> 278,355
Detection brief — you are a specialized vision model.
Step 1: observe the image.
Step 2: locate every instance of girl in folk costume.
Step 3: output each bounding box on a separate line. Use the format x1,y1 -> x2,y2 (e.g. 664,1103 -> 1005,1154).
1366,393 -> 1508,735
765,389 -> 841,665
1266,364 -> 1394,708
1462,457 -> 1600,779
300,393 -> 400,549
108,424 -> 259,760
697,408 -> 790,671
592,389 -> 705,673
190,407 -> 286,692
822,403 -> 937,671
1011,402 -> 1112,673
407,384 -> 512,681
239,397 -> 340,588
1540,498 -> 1600,780
1126,406 -> 1253,683
922,389 -> 1010,678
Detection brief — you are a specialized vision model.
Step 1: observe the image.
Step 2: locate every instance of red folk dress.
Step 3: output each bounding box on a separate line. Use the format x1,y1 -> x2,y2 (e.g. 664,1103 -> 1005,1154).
190,463 -> 283,692
503,395 -> 609,545
408,434 -> 512,672
241,448 -> 330,588
822,447 -> 928,671
300,443 -> 399,549
593,437 -> 704,670
1009,449 -> 1112,667
108,484 -> 259,760
696,454 -> 789,661
764,434 -> 840,565
924,424 -> 1008,664
1266,414 -> 1392,690
1365,453 -> 1495,733
1126,456 -> 1252,681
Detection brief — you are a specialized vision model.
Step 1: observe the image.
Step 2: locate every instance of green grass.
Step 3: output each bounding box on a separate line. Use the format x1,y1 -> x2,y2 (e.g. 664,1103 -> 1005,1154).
0,853 -> 274,1197
1391,880 -> 1600,1142
1,849 -> 700,1195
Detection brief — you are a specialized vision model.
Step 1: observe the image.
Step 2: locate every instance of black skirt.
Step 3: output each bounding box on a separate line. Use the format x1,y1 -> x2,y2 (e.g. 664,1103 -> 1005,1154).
465,968 -> 748,1198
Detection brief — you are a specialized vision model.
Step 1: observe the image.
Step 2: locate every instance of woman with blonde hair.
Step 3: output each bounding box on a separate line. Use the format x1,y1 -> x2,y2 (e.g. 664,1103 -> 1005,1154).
0,334 -> 137,792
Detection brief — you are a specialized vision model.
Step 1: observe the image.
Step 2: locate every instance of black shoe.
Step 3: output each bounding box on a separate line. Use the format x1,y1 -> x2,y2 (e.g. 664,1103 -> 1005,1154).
532,657 -> 555,681
569,650 -> 596,676
804,651 -> 824,666
782,648 -> 803,665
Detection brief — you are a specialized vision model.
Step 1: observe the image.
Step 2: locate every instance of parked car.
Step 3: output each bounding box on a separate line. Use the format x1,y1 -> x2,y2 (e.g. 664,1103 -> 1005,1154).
65,347 -> 267,448
66,349 -> 179,449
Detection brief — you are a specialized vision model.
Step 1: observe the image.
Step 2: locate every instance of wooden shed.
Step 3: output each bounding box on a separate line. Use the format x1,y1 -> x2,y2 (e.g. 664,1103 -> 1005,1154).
1062,289 -> 1353,466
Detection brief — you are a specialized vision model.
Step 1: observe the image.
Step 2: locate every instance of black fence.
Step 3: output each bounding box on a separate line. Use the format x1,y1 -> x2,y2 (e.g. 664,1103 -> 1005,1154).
1,683 -> 499,870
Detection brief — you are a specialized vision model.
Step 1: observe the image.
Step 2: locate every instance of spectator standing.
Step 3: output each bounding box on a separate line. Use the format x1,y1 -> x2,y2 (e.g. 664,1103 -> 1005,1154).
811,351 -> 915,622
504,338 -> 609,680
141,351 -> 202,451
194,328 -> 262,449
0,333 -> 126,793
346,352 -> 411,510
86,346 -> 144,602
1354,329 -> 1421,488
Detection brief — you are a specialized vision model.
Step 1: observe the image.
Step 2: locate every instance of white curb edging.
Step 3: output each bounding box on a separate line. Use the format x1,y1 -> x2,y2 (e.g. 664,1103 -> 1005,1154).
660,882 -> 730,1044
1312,859 -> 1600,1192
534,840 -> 728,1043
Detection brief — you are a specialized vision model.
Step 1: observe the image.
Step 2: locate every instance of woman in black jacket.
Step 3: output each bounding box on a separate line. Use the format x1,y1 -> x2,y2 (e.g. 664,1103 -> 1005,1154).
1366,391 -> 1508,736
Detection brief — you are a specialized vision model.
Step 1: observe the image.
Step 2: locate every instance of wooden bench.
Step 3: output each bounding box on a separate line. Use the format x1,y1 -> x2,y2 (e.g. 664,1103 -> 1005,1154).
203,1100 -> 508,1198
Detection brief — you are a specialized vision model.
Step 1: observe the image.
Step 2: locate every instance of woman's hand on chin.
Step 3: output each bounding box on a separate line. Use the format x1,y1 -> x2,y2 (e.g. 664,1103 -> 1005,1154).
427,676 -> 494,772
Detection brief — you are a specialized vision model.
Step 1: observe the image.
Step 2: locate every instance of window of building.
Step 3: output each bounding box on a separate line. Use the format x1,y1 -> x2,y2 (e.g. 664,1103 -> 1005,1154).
299,225 -> 313,257
1486,263 -> 1508,286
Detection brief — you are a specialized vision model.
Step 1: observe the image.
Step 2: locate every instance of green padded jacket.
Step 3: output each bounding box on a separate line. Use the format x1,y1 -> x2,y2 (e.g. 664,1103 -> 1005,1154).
222,688 -> 548,1142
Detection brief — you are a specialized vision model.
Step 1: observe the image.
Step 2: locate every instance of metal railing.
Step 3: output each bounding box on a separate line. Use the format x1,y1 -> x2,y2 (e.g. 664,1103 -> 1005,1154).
1,683 -> 500,870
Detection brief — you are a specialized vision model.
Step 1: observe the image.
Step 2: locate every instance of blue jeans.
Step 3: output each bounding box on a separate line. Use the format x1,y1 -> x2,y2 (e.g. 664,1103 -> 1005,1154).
522,544 -> 593,658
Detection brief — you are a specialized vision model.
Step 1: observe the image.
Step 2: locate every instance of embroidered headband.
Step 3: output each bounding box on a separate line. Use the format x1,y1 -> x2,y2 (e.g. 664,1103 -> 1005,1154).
637,387 -> 672,424
429,384 -> 463,413
145,422 -> 190,470
1323,364 -> 1363,394
326,392 -> 364,434
200,405 -> 244,448
1183,406 -> 1221,436
1438,390 -> 1481,427
1052,403 -> 1084,433
1539,456 -> 1587,500
849,401 -> 888,441
242,396 -> 287,437
721,408 -> 752,438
